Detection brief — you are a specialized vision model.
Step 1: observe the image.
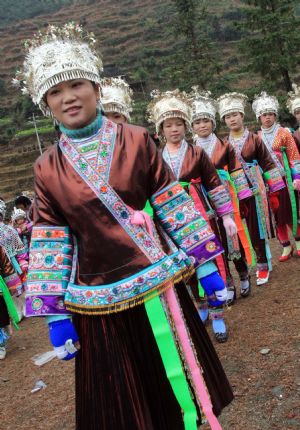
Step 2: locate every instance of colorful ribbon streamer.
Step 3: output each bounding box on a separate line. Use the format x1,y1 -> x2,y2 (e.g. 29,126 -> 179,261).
0,275 -> 20,329
145,295 -> 198,430
281,147 -> 298,236
164,286 -> 223,430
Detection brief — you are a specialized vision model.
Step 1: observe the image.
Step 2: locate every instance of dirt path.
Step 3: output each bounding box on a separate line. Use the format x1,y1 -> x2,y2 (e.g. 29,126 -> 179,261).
1,240 -> 299,430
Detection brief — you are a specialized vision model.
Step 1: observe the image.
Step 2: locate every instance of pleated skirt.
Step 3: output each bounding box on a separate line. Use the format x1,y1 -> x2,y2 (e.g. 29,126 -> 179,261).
73,282 -> 233,430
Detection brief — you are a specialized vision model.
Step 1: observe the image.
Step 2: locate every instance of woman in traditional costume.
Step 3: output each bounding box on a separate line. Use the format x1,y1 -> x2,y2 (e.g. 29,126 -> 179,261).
0,200 -> 28,280
147,89 -> 237,342
191,89 -> 254,300
252,91 -> 300,260
217,93 -> 285,286
11,207 -> 33,259
17,24 -> 233,430
100,76 -> 133,124
0,204 -> 24,359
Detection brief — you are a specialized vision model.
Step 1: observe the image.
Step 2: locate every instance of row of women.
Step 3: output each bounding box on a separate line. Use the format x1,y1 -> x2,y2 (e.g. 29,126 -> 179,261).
100,80 -> 300,334
1,22 -> 300,429
0,196 -> 33,358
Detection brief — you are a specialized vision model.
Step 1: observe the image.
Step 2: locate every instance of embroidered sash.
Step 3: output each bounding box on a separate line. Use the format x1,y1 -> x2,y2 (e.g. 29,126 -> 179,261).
229,129 -> 259,191
260,124 -> 285,176
59,117 -> 166,265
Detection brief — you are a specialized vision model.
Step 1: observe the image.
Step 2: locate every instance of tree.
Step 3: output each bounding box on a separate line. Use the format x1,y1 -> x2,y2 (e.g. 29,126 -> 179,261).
237,0 -> 300,92
165,0 -> 221,91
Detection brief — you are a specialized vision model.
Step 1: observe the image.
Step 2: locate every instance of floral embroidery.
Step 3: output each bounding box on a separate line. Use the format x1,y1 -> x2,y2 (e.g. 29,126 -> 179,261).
59,117 -> 166,265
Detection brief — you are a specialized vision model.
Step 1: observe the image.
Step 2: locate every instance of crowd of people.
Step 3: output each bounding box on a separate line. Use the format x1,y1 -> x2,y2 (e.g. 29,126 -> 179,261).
0,194 -> 33,359
1,22 -> 300,429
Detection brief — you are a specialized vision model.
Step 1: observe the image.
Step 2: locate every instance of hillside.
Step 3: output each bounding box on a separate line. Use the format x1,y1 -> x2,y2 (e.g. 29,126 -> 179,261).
0,0 -> 299,200
0,0 -> 251,112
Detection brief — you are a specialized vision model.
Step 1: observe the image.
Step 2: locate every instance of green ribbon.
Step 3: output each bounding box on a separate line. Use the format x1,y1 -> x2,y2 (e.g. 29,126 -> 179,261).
281,147 -> 297,236
145,296 -> 198,430
143,199 -> 154,218
180,181 -> 190,190
0,276 -> 20,330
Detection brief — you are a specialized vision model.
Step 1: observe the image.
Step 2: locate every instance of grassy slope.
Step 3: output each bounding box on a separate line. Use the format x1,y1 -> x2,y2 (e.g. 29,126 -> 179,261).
0,0 -> 246,113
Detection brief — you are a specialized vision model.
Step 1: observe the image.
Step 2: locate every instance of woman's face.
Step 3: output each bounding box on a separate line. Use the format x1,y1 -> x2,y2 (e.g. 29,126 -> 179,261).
162,117 -> 186,145
192,117 -> 213,137
260,112 -> 276,128
105,112 -> 127,124
46,79 -> 99,129
224,112 -> 244,132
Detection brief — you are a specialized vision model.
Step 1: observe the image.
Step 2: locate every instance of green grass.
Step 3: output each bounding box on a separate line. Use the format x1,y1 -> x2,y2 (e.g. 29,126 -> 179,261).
0,117 -> 12,126
15,125 -> 54,137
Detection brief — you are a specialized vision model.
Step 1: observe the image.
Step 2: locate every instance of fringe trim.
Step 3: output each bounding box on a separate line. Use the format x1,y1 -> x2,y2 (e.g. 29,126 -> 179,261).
65,266 -> 194,315
38,69 -> 101,115
102,102 -> 131,120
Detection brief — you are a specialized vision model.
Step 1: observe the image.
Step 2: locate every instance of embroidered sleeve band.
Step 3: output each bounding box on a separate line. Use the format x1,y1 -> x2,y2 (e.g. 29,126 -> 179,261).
25,226 -> 73,317
207,185 -> 233,216
2,273 -> 23,297
290,159 -> 300,180
264,167 -> 285,193
230,169 -> 252,200
151,182 -> 223,267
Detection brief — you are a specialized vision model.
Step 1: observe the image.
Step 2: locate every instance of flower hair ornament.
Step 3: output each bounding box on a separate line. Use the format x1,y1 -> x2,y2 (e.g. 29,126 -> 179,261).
287,83 -> 300,115
147,89 -> 192,133
100,76 -> 133,121
189,86 -> 218,128
13,22 -> 103,116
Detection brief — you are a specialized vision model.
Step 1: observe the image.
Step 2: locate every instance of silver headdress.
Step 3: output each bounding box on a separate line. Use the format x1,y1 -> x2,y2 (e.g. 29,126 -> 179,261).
100,77 -> 133,121
252,91 -> 279,119
189,87 -> 217,129
147,89 -> 192,133
0,200 -> 6,219
11,207 -> 27,223
287,83 -> 300,115
13,22 -> 103,116
217,92 -> 248,119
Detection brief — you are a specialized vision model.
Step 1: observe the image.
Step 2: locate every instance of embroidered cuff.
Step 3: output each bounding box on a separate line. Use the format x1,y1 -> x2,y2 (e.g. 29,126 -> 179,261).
264,168 -> 285,193
230,169 -> 252,200
291,159 -> 300,180
207,185 -> 233,216
26,226 -> 73,317
151,182 -> 223,266
3,273 -> 23,297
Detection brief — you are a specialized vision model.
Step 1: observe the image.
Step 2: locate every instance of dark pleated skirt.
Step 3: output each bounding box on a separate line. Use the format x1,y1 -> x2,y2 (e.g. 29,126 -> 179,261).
276,186 -> 295,226
0,296 -> 10,328
73,282 -> 233,430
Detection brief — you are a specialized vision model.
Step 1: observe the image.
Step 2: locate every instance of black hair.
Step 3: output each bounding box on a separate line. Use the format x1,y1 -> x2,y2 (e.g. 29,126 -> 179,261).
15,195 -> 32,207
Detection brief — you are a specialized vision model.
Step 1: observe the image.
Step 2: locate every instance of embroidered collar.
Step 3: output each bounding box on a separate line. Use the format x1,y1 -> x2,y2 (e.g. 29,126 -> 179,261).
260,123 -> 284,174
195,133 -> 218,159
229,128 -> 249,155
60,116 -> 115,181
162,139 -> 188,180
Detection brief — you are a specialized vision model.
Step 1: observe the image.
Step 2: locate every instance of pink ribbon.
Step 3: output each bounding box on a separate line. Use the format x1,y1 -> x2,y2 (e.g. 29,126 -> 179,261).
164,285 -> 223,430
128,207 -> 154,237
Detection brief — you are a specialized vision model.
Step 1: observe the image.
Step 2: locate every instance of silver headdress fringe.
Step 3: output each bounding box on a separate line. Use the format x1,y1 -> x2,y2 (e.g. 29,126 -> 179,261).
147,89 -> 192,133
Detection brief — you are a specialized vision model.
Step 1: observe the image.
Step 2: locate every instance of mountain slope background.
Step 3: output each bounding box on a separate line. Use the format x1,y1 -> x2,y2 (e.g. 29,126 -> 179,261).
0,0 -> 299,200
